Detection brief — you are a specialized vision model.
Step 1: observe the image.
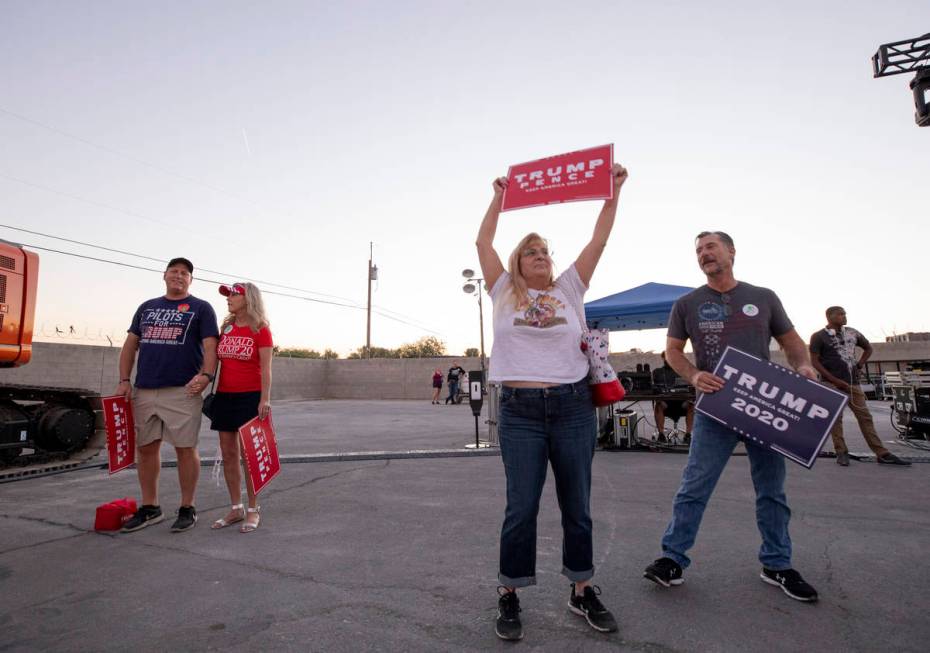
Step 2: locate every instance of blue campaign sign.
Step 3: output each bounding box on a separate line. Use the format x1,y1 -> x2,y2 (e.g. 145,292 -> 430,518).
694,346 -> 848,469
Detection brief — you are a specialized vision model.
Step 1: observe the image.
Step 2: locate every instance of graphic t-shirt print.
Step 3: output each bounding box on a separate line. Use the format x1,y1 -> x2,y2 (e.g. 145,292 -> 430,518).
139,307 -> 195,345
218,332 -> 256,360
513,293 -> 567,328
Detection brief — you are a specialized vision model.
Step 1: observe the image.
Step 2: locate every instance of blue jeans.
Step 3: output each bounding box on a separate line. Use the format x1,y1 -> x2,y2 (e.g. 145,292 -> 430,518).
661,414 -> 792,570
446,380 -> 460,403
498,380 -> 597,588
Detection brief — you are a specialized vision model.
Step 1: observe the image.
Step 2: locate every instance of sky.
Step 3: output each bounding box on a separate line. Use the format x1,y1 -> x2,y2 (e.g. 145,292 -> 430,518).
3,1 -> 928,357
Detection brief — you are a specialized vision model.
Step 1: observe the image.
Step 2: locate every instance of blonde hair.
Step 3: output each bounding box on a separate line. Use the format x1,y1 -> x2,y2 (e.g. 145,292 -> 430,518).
505,233 -> 555,309
221,282 -> 270,332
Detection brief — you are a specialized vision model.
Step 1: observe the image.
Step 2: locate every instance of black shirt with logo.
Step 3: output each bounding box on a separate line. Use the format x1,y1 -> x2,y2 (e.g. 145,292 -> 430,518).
809,327 -> 868,384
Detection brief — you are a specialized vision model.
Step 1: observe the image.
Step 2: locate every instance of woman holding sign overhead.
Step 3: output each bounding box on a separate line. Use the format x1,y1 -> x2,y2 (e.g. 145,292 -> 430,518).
209,282 -> 273,534
477,163 -> 628,640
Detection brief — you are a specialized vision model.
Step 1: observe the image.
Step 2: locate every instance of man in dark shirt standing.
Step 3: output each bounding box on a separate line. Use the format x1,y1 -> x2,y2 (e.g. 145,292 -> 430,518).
445,361 -> 466,405
643,231 -> 820,603
116,257 -> 219,533
651,352 -> 694,441
809,306 -> 909,467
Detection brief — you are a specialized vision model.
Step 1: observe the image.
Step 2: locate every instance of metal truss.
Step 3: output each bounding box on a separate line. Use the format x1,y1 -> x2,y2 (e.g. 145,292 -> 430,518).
872,33 -> 930,78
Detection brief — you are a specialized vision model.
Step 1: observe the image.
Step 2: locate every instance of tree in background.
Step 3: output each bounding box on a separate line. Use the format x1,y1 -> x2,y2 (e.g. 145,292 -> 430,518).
275,347 -> 322,359
348,345 -> 399,359
347,336 -> 447,359
464,348 -> 479,357
397,336 -> 446,358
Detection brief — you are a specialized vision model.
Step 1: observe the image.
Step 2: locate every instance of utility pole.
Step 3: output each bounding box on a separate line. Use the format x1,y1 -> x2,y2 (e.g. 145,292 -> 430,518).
477,282 -> 486,375
366,242 -> 376,359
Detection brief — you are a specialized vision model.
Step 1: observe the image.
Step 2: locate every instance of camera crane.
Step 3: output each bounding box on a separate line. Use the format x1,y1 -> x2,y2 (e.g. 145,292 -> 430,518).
872,32 -> 930,127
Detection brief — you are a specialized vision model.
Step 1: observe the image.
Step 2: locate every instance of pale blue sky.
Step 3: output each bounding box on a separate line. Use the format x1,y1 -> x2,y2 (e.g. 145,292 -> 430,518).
3,1 -> 927,355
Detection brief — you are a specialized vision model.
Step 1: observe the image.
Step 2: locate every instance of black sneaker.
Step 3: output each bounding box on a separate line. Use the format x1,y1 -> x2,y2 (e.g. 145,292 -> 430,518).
568,584 -> 618,633
760,568 -> 819,602
495,587 -> 523,641
120,505 -> 164,533
877,452 -> 911,466
170,505 -> 198,532
836,452 -> 850,466
644,557 -> 684,588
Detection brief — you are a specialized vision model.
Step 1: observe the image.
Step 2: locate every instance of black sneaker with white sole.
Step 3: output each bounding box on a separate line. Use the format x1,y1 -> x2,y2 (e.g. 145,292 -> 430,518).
644,557 -> 684,587
495,587 -> 523,641
568,584 -> 618,633
760,568 -> 819,602
170,505 -> 197,532
120,505 -> 164,533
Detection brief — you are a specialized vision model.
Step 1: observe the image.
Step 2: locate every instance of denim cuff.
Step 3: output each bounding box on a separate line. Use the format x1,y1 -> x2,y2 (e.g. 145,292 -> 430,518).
498,573 -> 536,589
561,565 -> 595,582
662,550 -> 690,569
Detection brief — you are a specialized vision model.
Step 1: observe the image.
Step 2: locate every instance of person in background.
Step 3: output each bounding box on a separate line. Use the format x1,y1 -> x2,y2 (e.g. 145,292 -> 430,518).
209,282 -> 274,534
651,352 -> 694,443
431,367 -> 443,404
117,257 -> 218,533
478,163 -> 629,640
809,306 -> 909,467
445,361 -> 466,404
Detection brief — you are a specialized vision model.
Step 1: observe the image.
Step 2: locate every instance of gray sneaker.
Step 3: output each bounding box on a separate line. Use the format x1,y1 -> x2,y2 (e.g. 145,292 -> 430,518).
835,452 -> 850,466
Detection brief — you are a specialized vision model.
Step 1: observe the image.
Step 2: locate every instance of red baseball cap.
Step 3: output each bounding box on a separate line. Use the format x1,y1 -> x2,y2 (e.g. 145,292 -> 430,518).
219,283 -> 246,296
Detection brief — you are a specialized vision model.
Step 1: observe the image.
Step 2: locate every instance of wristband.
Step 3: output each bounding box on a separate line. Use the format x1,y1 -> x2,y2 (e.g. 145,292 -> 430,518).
200,372 -> 215,383
120,378 -> 131,383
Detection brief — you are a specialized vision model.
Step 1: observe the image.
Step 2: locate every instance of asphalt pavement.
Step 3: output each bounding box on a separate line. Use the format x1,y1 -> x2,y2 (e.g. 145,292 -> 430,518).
1,399 -> 928,652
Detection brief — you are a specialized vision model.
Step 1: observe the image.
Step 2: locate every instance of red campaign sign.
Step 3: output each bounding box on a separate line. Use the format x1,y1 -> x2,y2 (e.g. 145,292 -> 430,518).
101,395 -> 136,475
501,144 -> 614,212
238,415 -> 281,495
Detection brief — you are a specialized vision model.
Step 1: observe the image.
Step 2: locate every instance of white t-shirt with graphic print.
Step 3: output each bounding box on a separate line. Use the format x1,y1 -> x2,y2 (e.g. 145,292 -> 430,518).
488,264 -> 588,384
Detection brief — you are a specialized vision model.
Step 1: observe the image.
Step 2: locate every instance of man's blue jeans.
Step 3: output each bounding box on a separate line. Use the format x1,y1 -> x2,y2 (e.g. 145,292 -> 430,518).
446,380 -> 460,403
661,414 -> 792,570
498,381 -> 597,588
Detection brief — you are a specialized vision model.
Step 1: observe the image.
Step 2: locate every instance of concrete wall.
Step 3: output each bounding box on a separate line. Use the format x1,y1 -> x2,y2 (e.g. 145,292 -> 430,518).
3,341 -> 928,400
0,342 -> 327,400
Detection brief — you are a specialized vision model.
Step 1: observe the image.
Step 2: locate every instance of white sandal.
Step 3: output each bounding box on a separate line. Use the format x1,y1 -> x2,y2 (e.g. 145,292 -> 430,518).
240,506 -> 261,533
211,504 -> 245,529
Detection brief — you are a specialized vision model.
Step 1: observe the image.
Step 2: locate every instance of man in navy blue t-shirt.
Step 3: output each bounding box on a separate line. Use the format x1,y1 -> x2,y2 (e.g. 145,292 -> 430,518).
116,257 -> 219,533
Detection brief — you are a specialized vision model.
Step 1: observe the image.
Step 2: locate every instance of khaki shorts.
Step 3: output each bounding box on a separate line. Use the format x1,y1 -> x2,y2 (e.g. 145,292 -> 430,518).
132,386 -> 203,448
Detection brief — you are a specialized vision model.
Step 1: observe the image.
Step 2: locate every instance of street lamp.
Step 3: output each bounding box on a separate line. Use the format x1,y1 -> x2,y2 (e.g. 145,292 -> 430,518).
461,268 -> 486,374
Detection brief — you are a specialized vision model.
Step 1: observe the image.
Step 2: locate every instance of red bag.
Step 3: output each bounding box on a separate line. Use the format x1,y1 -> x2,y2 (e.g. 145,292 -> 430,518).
94,497 -> 137,531
590,379 -> 626,407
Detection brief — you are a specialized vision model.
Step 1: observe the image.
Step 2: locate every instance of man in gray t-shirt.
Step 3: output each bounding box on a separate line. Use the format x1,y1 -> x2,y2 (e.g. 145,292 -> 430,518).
667,282 -> 792,373
643,231 -> 821,604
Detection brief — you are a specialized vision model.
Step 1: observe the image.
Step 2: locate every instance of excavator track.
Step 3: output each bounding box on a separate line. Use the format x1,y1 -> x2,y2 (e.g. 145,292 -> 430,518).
0,384 -> 105,480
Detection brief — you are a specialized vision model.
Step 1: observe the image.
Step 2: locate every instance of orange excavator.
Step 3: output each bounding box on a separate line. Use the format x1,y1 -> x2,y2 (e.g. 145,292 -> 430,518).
0,239 -> 96,465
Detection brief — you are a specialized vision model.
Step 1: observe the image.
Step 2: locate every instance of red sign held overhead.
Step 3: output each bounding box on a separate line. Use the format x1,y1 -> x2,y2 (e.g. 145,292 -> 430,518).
101,395 -> 136,474
501,144 -> 614,212
238,415 -> 281,495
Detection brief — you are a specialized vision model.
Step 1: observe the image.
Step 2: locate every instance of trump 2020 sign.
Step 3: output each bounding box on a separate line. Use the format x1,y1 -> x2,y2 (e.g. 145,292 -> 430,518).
695,347 -> 848,468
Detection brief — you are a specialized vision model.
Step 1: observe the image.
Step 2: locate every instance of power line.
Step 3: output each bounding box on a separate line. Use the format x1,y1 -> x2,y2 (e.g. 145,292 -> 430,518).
0,223 -> 363,305
21,242 -> 445,335
0,222 -> 441,330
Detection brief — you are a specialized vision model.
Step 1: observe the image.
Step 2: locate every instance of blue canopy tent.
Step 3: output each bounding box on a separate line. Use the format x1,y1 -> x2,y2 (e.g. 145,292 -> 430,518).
583,282 -> 694,331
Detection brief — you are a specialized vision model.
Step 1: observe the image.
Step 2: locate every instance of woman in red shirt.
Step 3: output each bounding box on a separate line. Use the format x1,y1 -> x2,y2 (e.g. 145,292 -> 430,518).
209,282 -> 273,533
431,367 -> 443,404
